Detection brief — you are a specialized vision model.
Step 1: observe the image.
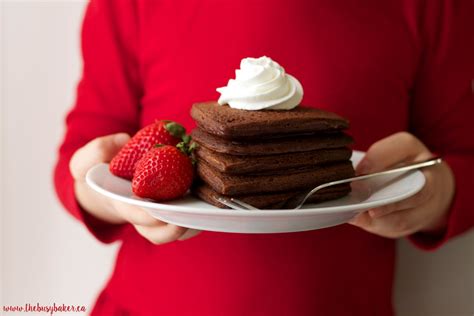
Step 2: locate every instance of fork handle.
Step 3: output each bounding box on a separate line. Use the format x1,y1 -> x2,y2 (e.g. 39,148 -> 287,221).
313,156 -> 442,193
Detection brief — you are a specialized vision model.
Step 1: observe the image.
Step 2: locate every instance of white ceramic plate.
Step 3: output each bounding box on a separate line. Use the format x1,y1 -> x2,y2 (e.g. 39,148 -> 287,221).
86,151 -> 425,233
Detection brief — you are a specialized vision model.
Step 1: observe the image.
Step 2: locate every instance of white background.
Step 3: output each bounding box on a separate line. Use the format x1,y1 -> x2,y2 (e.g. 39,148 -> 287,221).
1,1 -> 473,315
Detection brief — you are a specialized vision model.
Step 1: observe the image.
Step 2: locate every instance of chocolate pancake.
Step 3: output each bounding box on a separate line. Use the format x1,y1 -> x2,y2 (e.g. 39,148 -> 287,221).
191,102 -> 349,140
192,183 -> 351,209
195,146 -> 352,174
192,128 -> 353,156
197,160 -> 355,195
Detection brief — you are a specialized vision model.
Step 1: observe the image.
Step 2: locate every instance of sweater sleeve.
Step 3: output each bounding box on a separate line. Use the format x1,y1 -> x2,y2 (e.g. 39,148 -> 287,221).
54,0 -> 141,243
408,0 -> 474,250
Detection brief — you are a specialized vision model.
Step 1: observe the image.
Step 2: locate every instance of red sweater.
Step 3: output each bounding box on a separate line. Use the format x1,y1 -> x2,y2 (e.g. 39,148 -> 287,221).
54,1 -> 474,315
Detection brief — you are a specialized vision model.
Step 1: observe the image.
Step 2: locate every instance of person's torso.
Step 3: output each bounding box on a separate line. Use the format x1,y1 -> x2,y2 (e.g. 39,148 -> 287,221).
105,1 -> 422,314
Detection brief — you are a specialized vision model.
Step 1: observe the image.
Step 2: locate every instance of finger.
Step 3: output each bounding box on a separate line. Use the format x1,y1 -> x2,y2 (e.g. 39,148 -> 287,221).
70,133 -> 130,180
349,207 -> 425,239
178,229 -> 201,241
356,132 -> 432,174
348,211 -> 372,227
134,224 -> 188,245
368,174 -> 434,218
111,201 -> 162,226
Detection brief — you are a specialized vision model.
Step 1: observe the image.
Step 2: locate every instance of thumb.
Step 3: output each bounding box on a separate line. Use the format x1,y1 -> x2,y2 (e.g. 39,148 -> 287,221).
70,133 -> 130,180
356,132 -> 431,175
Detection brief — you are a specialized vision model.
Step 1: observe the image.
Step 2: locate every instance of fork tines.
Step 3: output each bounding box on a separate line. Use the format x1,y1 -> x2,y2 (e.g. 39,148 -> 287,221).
215,196 -> 256,210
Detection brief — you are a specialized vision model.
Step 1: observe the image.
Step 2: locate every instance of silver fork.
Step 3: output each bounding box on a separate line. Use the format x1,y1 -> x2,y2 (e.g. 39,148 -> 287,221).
215,156 -> 442,211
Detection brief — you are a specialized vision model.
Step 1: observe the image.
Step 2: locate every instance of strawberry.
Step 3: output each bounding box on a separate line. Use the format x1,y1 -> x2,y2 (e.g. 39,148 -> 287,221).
132,141 -> 196,201
110,120 -> 185,179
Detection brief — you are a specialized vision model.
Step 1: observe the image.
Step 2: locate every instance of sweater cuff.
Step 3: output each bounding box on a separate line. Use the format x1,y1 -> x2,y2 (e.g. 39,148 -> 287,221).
408,154 -> 474,250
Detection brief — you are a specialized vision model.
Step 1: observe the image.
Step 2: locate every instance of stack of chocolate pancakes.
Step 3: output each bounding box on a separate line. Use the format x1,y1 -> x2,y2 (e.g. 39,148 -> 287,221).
190,102 -> 355,209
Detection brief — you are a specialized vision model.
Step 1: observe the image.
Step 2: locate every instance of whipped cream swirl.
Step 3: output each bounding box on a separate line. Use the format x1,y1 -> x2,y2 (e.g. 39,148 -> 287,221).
216,56 -> 303,110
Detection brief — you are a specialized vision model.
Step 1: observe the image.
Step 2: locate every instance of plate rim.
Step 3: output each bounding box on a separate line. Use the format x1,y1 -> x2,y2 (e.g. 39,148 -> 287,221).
86,150 -> 426,217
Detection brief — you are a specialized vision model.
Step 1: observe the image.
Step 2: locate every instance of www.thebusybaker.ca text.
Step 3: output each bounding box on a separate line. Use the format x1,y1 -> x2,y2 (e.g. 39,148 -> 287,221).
2,303 -> 86,315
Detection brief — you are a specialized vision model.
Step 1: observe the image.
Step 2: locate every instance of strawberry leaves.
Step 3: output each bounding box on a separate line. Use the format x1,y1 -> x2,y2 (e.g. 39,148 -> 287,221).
164,121 -> 186,139
176,134 -> 198,156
